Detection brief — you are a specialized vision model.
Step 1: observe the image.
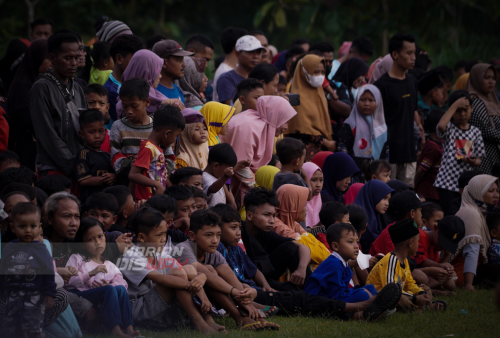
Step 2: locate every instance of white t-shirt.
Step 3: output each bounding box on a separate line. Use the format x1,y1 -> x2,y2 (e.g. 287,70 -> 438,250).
213,62 -> 233,102
203,172 -> 226,207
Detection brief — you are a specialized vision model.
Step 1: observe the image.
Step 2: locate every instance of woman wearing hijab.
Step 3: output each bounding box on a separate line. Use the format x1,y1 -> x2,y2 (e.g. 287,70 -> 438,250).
303,162 -> 324,228
354,179 -> 394,253
116,50 -> 169,118
175,108 -> 209,170
274,184 -> 330,269
344,183 -> 364,206
0,38 -> 30,94
321,153 -> 360,203
337,85 -> 387,175
221,96 -> 296,204
6,39 -> 50,170
368,54 -> 393,85
179,57 -> 207,110
311,151 -> 333,169
333,57 -> 369,103
200,102 -> 235,147
467,64 -> 500,175
287,55 -> 334,161
453,175 -> 500,290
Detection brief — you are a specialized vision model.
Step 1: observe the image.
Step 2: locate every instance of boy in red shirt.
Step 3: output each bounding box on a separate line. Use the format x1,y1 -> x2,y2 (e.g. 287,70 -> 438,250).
129,105 -> 185,200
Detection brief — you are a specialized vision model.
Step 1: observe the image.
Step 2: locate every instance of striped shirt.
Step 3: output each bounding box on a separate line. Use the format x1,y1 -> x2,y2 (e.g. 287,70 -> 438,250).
367,252 -> 423,297
110,117 -> 153,171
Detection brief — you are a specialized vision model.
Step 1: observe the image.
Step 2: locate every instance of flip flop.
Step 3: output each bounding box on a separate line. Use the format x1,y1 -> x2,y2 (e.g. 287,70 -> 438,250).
263,305 -> 280,316
260,321 -> 280,330
241,322 -> 263,331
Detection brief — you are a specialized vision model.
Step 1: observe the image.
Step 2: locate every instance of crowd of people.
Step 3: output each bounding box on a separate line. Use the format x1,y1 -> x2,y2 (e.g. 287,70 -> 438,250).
1,16 -> 500,337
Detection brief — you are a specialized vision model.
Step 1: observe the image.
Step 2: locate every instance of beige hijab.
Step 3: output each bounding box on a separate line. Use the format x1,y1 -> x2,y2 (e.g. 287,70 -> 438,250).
176,108 -> 209,170
287,54 -> 332,140
454,174 -> 497,262
465,63 -> 500,116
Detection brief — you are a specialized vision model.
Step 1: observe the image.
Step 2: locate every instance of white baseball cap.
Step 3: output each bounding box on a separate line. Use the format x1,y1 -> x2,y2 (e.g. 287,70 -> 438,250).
235,35 -> 266,52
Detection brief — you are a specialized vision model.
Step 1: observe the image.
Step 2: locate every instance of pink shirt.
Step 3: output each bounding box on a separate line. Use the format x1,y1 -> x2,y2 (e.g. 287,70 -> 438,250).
65,254 -> 128,291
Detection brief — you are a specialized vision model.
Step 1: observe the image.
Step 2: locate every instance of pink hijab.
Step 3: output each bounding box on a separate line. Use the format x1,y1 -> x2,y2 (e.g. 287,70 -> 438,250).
221,96 -> 297,173
303,162 -> 322,228
344,183 -> 364,205
116,50 -> 167,117
368,54 -> 393,84
338,42 -> 352,59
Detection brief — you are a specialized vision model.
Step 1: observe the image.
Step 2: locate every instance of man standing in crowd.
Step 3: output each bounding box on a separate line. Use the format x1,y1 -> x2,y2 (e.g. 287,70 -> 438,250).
30,18 -> 54,41
217,35 -> 265,105
250,30 -> 270,63
30,32 -> 88,178
374,33 -> 418,184
212,27 -> 247,102
185,34 -> 214,63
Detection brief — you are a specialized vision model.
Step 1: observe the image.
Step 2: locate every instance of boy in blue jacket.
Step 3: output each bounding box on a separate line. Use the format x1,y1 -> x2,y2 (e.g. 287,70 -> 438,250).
305,223 -> 377,302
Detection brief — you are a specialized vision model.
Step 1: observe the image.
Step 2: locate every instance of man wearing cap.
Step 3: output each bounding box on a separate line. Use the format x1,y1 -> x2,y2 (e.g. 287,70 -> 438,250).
417,70 -> 444,119
153,39 -> 194,106
217,35 -> 265,104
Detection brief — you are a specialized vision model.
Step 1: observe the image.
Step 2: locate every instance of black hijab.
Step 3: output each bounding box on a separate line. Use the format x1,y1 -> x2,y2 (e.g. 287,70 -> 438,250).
0,39 -> 30,94
333,57 -> 368,101
6,39 -> 49,115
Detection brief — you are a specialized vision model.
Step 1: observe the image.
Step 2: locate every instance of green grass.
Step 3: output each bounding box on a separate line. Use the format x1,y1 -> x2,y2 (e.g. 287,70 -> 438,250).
90,289 -> 498,338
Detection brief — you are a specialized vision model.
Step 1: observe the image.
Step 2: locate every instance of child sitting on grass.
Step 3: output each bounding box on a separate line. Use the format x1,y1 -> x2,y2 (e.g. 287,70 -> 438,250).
164,185 -> 196,233
175,108 -> 209,170
84,84 -> 111,153
203,143 -> 241,209
487,212 -> 500,264
129,105 -> 185,200
65,217 -> 140,338
119,207 -> 222,333
421,203 -> 444,231
145,194 -> 189,244
102,186 -> 137,230
74,109 -> 116,202
367,218 -> 446,312
305,223 -> 377,302
0,150 -> 20,173
312,201 -> 349,251
211,203 -> 402,322
0,202 -> 56,338
189,185 -> 209,210
84,192 -> 127,234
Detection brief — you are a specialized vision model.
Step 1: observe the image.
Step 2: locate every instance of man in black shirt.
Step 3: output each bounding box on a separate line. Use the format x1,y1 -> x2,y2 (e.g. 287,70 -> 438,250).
241,187 -> 312,287
374,33 -> 419,185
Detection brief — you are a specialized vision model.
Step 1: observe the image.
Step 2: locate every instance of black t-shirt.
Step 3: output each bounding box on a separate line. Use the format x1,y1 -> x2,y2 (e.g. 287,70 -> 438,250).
374,73 -> 418,163
74,147 -> 115,202
240,221 -> 293,276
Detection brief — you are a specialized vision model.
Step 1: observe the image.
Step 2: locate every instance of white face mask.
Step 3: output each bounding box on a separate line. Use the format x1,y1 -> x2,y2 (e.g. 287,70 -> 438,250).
303,66 -> 325,88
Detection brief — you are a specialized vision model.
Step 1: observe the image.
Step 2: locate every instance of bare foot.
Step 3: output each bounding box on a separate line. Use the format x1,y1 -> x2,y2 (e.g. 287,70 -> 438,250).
125,327 -> 141,337
258,318 -> 280,330
204,313 -> 227,333
192,319 -> 218,334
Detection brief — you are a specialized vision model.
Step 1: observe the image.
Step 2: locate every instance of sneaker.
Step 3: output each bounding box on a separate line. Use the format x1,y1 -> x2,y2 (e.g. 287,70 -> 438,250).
363,283 -> 402,322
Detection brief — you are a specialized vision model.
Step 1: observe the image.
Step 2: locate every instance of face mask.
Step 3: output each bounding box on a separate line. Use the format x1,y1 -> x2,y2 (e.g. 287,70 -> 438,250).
351,87 -> 360,100
303,66 -> 325,88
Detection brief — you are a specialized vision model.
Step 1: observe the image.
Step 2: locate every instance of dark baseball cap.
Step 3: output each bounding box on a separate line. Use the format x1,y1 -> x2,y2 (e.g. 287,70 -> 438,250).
152,39 -> 194,58
389,191 -> 422,216
437,215 -> 465,254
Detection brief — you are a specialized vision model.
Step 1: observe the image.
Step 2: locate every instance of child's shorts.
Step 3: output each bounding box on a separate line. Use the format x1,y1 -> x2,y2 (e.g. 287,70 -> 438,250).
131,285 -> 188,330
1,290 -> 45,334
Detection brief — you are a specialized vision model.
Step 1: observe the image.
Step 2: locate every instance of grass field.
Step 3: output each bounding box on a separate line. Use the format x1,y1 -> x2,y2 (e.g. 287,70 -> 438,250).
90,289 -> 499,338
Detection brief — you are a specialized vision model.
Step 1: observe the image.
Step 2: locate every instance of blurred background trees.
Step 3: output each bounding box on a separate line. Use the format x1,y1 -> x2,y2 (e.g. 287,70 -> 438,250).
1,0 -> 499,77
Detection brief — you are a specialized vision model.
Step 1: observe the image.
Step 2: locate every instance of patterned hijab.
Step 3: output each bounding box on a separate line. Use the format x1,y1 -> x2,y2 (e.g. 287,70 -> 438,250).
200,102 -> 235,146
344,84 -> 387,159
466,64 -> 500,116
179,56 -> 206,108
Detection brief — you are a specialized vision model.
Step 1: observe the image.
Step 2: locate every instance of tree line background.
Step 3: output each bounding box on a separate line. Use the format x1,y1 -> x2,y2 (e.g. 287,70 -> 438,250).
1,0 -> 500,79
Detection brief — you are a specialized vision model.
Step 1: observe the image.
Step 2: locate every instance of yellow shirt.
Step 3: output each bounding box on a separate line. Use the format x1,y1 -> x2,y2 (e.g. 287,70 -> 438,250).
367,252 -> 423,297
